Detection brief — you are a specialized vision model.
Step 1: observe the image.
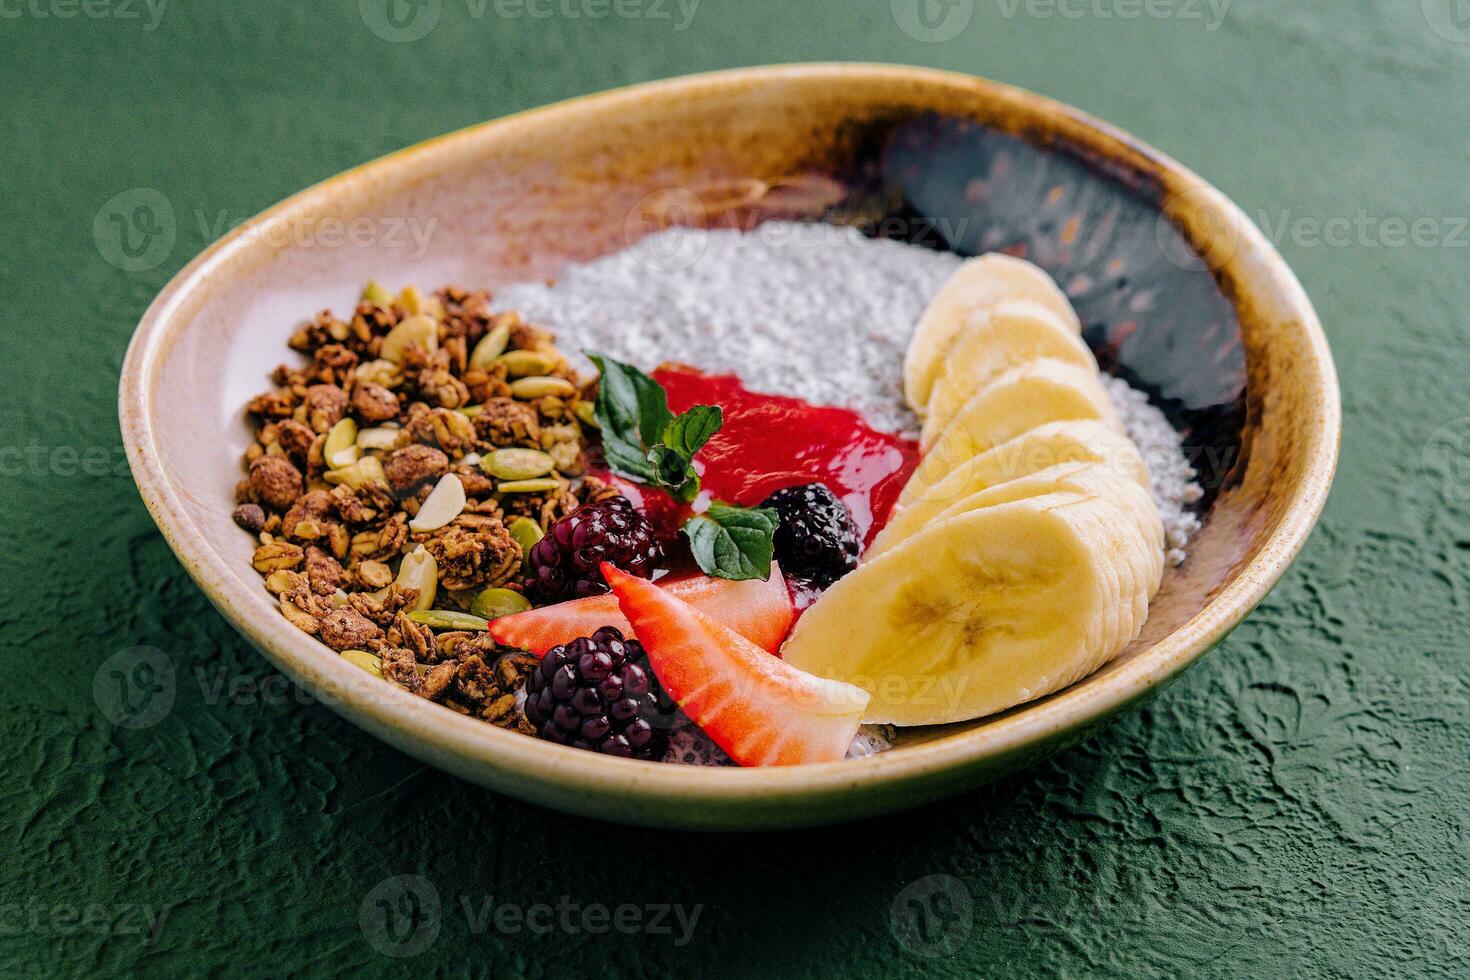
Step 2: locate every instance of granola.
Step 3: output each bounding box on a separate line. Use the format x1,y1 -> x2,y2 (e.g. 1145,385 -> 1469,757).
234,281 -> 602,732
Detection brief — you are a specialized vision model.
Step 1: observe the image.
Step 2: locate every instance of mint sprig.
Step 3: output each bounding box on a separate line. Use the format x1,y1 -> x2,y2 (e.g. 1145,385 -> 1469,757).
649,404 -> 722,502
586,352 -> 776,580
587,353 -> 672,483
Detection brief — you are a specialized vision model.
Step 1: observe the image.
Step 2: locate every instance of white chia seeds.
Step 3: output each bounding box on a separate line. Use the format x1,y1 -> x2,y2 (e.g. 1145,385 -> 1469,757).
497,222 -> 1204,566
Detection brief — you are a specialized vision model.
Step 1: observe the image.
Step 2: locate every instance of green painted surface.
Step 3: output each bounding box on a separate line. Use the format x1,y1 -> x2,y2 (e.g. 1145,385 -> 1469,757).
2,1 -> 1466,976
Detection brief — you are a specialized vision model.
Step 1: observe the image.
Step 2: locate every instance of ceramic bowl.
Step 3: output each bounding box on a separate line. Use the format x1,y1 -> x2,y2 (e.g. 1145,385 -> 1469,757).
119,64 -> 1339,830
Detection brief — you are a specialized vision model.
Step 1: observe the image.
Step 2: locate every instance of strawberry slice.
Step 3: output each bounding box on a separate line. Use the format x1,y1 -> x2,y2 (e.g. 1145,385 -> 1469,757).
603,563 -> 869,766
488,565 -> 795,656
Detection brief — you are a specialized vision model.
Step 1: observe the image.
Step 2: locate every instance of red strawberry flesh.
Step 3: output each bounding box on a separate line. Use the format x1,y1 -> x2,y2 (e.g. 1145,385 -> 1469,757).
488,566 -> 795,655
602,563 -> 868,767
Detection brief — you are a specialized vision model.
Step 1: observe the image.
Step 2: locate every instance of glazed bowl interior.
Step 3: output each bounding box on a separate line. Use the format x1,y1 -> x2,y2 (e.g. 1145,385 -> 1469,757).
121,65 -> 1338,829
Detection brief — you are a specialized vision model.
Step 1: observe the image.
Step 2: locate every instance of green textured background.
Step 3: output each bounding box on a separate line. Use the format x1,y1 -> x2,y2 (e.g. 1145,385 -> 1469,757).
3,1 -> 1468,976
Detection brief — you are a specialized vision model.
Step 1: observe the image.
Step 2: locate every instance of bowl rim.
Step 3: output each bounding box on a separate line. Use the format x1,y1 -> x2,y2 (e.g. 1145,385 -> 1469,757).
118,63 -> 1341,816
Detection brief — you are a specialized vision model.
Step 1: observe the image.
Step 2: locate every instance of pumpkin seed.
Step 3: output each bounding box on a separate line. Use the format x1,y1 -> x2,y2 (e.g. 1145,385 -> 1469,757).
468,320 -> 513,369
379,314 -> 438,365
324,417 -> 359,469
455,404 -> 484,418
341,649 -> 383,678
507,516 -> 543,555
496,478 -> 561,494
571,399 -> 599,429
395,546 -> 438,611
360,280 -> 392,306
481,448 -> 555,481
408,473 -> 466,532
509,376 -> 577,400
496,349 -> 559,378
470,587 -> 532,621
408,609 -> 491,631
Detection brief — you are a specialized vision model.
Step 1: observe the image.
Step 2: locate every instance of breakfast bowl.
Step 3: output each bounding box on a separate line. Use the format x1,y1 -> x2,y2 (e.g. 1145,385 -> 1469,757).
119,64 -> 1339,830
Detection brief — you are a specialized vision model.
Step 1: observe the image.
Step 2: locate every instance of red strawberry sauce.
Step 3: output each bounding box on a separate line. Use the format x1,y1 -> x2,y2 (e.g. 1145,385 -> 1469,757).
593,367 -> 919,552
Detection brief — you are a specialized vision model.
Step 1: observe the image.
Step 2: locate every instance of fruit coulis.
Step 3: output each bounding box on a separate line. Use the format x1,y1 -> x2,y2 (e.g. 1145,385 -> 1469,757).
593,367 -> 919,556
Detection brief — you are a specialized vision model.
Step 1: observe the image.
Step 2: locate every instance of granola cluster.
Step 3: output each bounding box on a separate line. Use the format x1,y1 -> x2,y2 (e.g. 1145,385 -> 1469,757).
233,282 -> 606,729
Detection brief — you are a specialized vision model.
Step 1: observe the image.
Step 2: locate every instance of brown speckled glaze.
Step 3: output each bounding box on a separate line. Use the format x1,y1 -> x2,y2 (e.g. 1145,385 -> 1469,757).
118,65 -> 1340,830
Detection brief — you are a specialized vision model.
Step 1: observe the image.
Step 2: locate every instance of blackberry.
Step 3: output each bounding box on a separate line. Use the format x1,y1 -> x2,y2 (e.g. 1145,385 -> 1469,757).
526,496 -> 662,603
523,627 -> 671,759
760,482 -> 860,588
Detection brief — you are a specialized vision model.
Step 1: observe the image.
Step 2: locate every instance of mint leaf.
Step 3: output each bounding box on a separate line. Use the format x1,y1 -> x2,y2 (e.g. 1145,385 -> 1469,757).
662,404 -> 722,458
647,405 -> 722,503
647,444 -> 699,503
587,353 -> 674,482
683,504 -> 778,581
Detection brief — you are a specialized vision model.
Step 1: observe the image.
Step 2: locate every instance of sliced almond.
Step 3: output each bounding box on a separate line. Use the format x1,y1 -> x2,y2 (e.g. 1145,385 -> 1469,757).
397,284 -> 426,316
395,546 -> 438,611
323,455 -> 387,488
355,358 -> 404,388
408,473 -> 466,532
379,314 -> 438,365
324,418 -> 359,469
356,426 -> 401,452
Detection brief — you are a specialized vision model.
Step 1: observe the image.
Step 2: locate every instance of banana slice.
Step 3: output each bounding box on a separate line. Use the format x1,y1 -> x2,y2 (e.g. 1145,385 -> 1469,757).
904,254 -> 1080,413
919,301 -> 1098,446
783,493 -> 1141,726
921,357 -> 1122,458
895,419 -> 1152,519
871,459 -> 1144,559
870,461 -> 1161,655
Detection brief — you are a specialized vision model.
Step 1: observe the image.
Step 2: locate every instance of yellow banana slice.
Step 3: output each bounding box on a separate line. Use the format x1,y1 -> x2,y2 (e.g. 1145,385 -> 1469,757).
873,461 -> 1159,652
895,419 -> 1152,518
919,300 -> 1098,445
921,358 -> 1123,457
904,254 -> 1080,413
783,493 -> 1140,726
